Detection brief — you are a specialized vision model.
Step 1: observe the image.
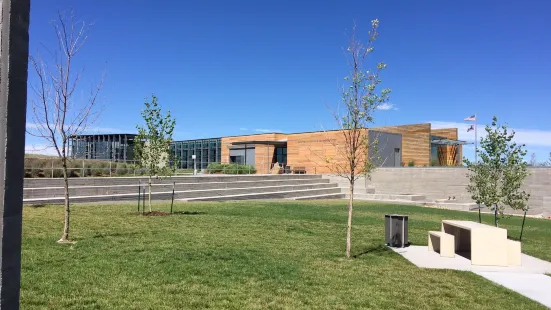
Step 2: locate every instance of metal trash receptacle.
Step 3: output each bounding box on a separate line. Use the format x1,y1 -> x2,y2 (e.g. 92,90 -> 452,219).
385,214 -> 408,247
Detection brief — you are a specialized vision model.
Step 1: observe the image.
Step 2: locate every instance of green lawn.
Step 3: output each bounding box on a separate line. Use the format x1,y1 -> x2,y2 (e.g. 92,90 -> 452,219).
21,200 -> 551,309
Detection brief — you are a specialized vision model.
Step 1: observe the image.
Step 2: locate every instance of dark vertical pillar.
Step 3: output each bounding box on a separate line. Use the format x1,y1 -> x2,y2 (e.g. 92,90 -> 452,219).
123,135 -> 127,162
0,0 -> 31,308
107,134 -> 110,161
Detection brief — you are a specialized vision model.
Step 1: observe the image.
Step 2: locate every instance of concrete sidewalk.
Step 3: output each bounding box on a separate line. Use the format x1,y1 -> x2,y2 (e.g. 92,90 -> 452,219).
391,245 -> 551,308
474,272 -> 551,308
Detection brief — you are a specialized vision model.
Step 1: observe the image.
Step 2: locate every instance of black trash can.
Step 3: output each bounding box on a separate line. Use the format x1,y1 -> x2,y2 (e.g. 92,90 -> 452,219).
385,214 -> 409,247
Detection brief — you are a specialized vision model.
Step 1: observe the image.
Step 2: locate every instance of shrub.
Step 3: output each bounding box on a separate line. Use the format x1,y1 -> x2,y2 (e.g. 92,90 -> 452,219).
407,160 -> 415,167
206,163 -> 225,174
115,163 -> 128,176
90,162 -> 107,177
67,160 -> 82,177
206,163 -> 256,174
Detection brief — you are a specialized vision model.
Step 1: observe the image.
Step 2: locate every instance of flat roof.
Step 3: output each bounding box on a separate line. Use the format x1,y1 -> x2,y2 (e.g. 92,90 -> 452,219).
70,123 -> 461,142
431,138 -> 472,146
69,133 -> 137,138
231,141 -> 287,147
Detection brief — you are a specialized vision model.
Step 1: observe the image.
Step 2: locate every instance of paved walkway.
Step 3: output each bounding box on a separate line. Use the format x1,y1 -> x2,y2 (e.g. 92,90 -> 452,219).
474,272 -> 551,307
391,245 -> 551,308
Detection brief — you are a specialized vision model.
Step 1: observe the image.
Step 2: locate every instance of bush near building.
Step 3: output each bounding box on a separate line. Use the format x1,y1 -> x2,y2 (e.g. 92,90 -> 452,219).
207,163 -> 256,174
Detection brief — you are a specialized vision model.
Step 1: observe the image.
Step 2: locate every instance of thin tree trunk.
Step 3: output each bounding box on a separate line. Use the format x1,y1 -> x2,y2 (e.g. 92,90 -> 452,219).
58,156 -> 70,242
494,204 -> 499,227
148,175 -> 152,212
519,210 -> 527,241
346,181 -> 354,259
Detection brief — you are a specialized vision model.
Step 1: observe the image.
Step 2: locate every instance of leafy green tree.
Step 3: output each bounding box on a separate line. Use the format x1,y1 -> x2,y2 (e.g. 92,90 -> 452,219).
328,20 -> 391,258
464,116 -> 530,227
135,95 -> 176,212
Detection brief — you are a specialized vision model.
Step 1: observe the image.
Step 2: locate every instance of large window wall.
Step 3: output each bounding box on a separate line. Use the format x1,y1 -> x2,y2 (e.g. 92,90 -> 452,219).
170,138 -> 222,169
69,134 -> 136,161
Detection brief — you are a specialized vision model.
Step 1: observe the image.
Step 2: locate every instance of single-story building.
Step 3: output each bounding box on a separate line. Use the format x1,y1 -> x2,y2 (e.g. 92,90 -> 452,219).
69,123 -> 468,173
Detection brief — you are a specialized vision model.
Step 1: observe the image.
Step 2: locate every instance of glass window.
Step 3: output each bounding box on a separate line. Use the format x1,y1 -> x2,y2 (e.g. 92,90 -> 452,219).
275,147 -> 287,165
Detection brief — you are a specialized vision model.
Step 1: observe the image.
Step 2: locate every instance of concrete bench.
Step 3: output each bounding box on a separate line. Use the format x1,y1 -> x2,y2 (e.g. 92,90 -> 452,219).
507,239 -> 522,266
441,220 -> 508,266
428,231 -> 455,258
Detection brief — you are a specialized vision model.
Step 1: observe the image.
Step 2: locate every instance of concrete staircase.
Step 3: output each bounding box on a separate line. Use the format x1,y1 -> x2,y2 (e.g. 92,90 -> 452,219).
23,174 -> 344,204
321,175 -> 498,213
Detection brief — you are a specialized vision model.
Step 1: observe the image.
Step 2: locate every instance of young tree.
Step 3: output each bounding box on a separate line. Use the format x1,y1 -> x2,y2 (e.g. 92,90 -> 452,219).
28,9 -> 103,243
464,116 -> 530,227
328,20 -> 391,258
529,153 -> 537,166
134,95 -> 176,212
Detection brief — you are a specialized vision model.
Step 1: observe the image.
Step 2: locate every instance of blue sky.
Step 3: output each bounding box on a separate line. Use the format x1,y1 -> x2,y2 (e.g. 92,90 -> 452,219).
26,0 -> 551,162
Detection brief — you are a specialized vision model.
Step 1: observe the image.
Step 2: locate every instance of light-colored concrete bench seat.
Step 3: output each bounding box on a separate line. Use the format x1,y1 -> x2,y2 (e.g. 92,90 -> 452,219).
428,231 -> 455,258
507,239 -> 522,266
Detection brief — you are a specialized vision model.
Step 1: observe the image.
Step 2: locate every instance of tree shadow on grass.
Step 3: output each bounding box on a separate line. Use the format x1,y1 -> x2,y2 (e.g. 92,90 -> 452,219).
28,204 -> 47,208
172,211 -> 206,215
92,232 -> 140,238
352,244 -> 394,258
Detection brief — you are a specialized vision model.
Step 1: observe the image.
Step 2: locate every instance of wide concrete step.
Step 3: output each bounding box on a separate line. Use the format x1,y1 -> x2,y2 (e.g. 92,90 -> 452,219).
350,193 -> 426,201
24,174 -> 323,188
24,183 -> 337,204
290,193 -> 345,200
422,201 -> 478,211
337,186 -> 376,194
181,188 -> 343,202
24,178 -> 330,199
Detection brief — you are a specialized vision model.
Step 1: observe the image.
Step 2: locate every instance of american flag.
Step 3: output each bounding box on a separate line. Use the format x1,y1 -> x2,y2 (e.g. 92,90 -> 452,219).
464,115 -> 476,121
467,125 -> 475,132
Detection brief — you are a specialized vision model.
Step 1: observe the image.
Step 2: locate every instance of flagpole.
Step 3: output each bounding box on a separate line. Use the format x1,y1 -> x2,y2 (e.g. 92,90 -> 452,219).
475,113 -> 478,164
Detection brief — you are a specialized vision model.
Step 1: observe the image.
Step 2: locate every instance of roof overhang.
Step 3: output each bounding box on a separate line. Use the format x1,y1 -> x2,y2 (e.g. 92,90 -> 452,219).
231,140 -> 287,147
431,139 -> 472,146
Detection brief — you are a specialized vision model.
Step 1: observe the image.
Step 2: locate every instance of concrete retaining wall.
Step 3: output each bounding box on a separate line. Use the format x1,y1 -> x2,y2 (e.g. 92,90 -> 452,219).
23,174 -> 321,188
325,168 -> 551,217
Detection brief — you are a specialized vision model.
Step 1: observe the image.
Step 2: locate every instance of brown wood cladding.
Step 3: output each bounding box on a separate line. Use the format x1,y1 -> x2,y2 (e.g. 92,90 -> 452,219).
431,128 -> 462,165
221,134 -> 283,173
432,128 -> 458,140
286,130 -> 358,174
373,124 -> 431,166
218,124 -> 461,172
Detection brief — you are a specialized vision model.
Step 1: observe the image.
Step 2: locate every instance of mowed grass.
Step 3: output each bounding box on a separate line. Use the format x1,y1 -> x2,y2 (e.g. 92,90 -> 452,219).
21,200 -> 551,309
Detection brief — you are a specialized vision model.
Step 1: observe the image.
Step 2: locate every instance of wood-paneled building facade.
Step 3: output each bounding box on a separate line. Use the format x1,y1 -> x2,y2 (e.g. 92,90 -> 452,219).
219,123 -> 467,174
69,124 -> 467,173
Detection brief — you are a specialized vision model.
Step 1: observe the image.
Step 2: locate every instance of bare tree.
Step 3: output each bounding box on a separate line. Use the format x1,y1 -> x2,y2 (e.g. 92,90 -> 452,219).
327,20 -> 391,258
28,9 -> 103,243
530,153 -> 537,167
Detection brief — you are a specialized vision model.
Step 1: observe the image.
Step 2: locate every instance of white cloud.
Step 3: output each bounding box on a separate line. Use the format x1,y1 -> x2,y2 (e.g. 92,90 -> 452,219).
377,103 -> 397,111
255,128 -> 282,133
430,121 -> 551,147
239,128 -> 248,131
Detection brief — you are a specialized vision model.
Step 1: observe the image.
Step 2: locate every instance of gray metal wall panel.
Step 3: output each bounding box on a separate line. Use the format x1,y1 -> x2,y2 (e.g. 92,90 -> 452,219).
369,131 -> 402,167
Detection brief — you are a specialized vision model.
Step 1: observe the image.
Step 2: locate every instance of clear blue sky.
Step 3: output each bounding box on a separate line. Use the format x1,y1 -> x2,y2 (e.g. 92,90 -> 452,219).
26,0 -> 551,162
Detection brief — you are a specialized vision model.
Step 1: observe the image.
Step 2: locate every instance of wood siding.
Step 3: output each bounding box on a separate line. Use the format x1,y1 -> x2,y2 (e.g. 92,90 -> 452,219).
218,124 -> 459,172
374,124 -> 431,166
432,128 -> 462,166
286,130 -> 365,174
221,134 -> 283,173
